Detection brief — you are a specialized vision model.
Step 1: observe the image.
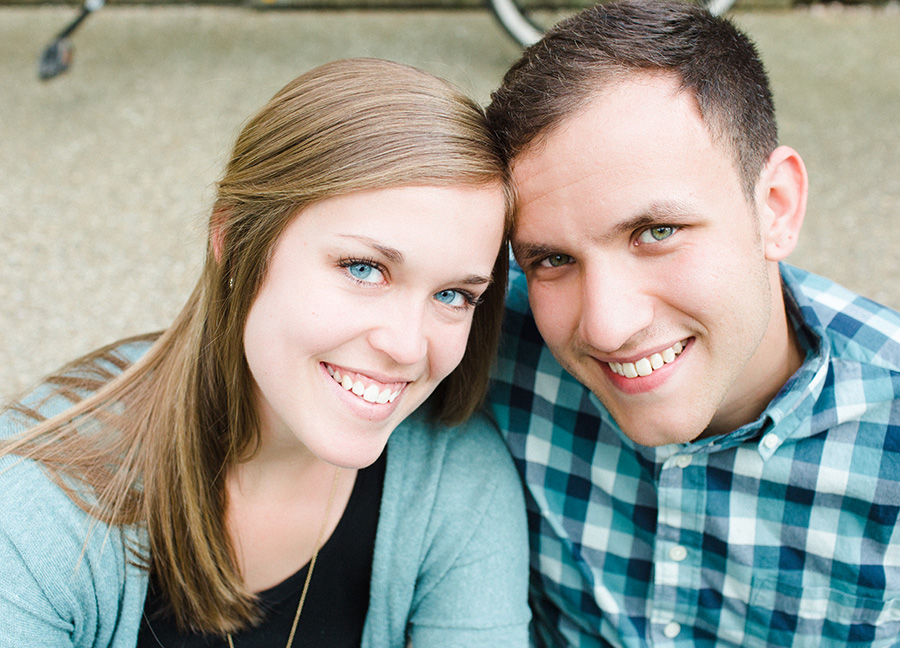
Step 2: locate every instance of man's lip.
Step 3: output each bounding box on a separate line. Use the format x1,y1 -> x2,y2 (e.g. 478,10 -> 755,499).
599,338 -> 690,380
597,338 -> 691,365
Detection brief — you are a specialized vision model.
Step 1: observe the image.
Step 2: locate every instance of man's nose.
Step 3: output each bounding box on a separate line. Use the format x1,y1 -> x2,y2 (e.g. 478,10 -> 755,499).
577,262 -> 655,354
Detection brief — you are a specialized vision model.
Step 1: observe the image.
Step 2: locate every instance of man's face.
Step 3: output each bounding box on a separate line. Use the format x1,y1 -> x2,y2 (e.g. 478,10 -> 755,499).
511,74 -> 794,446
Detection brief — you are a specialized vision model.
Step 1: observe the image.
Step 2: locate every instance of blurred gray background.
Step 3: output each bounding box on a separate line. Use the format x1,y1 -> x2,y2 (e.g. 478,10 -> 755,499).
1,3 -> 899,403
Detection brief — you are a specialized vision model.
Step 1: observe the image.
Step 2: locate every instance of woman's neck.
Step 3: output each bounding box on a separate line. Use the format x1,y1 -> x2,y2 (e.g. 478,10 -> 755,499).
225,452 -> 356,593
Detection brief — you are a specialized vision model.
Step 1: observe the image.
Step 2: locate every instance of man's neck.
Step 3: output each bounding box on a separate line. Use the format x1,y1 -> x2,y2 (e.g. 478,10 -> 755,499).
700,275 -> 804,440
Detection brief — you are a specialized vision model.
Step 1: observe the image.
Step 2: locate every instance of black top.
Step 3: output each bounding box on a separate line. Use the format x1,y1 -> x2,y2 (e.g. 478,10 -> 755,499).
138,451 -> 387,648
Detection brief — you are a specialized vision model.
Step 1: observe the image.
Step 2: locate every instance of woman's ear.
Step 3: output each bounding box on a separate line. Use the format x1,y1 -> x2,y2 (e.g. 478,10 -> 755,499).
756,145 -> 808,262
210,208 -> 229,263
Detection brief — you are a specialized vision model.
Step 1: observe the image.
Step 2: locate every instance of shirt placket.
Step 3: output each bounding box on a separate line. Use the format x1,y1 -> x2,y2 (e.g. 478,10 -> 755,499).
648,449 -> 707,644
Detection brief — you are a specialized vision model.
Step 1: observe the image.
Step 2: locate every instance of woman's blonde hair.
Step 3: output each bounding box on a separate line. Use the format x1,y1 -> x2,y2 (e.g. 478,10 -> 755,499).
0,58 -> 511,635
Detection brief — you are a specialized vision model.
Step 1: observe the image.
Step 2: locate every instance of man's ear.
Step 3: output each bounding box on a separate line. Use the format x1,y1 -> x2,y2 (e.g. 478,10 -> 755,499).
210,208 -> 229,263
756,145 -> 808,262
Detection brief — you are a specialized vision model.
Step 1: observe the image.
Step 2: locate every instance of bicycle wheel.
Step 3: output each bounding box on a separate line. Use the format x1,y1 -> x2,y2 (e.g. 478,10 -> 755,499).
490,0 -> 738,48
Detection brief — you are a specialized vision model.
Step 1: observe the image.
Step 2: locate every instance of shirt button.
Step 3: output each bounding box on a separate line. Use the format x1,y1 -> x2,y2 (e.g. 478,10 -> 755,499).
762,433 -> 780,449
669,545 -> 688,562
674,454 -> 692,468
663,621 -> 681,638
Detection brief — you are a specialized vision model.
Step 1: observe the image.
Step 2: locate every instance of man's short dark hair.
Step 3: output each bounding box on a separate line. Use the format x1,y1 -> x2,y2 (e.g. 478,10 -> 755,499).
487,0 -> 778,197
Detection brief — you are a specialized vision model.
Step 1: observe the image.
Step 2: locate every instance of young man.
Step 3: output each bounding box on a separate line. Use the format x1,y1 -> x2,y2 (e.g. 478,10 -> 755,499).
486,1 -> 900,646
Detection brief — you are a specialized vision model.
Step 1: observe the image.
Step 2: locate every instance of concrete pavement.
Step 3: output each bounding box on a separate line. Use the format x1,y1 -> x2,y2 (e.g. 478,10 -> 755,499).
2,4 -> 899,402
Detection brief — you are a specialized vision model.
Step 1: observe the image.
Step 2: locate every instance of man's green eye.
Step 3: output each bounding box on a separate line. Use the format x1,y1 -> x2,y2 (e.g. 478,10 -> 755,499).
637,226 -> 677,244
651,226 -> 674,240
543,254 -> 573,268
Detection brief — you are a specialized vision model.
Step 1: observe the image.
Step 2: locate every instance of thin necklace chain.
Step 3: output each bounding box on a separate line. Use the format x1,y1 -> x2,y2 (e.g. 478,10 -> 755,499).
227,467 -> 342,648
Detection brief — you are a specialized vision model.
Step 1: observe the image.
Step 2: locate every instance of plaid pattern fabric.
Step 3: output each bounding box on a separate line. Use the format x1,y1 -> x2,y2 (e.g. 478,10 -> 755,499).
488,263 -> 900,647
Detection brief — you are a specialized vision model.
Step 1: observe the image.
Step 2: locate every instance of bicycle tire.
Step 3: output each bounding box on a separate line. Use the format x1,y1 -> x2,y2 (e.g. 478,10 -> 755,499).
490,0 -> 739,48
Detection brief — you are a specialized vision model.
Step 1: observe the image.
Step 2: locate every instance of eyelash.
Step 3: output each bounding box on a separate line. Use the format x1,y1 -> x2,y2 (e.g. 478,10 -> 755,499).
634,224 -> 680,246
536,253 -> 573,270
525,226 -> 681,269
338,257 -> 389,287
338,256 -> 484,311
446,289 -> 485,311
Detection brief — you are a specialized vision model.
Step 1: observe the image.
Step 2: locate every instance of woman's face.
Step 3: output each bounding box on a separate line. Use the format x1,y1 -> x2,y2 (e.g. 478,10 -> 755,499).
243,184 -> 506,468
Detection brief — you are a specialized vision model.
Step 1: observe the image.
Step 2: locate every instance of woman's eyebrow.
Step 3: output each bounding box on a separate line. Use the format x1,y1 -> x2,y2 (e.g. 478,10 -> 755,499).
460,273 -> 493,286
339,233 -> 493,285
337,234 -> 404,264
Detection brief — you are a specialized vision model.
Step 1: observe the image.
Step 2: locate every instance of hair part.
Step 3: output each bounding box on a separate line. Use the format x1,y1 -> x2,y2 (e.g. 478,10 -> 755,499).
2,58 -> 510,635
486,0 -> 778,197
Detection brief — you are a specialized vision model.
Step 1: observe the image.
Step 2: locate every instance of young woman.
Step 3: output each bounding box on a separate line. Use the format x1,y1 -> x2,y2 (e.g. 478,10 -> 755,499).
0,58 -> 529,647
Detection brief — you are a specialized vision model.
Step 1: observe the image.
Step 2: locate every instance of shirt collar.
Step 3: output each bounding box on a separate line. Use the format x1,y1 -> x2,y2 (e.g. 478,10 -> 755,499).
724,264 -> 832,458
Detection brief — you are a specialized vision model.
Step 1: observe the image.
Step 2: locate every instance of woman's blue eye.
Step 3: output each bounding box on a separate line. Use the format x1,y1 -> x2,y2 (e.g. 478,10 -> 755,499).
637,226 -> 677,244
434,289 -> 466,307
347,262 -> 383,284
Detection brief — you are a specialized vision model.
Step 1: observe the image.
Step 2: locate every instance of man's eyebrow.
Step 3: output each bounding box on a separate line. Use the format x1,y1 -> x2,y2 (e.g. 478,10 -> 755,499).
605,201 -> 697,241
510,241 -> 557,263
513,201 -> 698,258
338,234 -> 404,264
606,214 -> 658,242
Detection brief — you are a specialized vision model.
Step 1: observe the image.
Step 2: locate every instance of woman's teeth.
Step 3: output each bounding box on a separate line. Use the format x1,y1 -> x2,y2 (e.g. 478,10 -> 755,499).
609,340 -> 685,378
326,365 -> 401,404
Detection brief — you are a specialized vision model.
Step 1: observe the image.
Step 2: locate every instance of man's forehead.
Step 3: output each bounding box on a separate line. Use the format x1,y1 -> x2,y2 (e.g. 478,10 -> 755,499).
511,73 -> 705,166
510,77 -> 722,202
511,143 -> 604,209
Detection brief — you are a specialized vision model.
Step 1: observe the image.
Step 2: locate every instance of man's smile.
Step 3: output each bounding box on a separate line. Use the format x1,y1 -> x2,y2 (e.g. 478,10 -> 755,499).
607,339 -> 687,378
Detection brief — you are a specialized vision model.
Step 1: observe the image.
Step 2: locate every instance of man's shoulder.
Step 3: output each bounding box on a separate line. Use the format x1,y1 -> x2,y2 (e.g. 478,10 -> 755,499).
493,265 -> 561,385
500,265 -> 538,337
784,264 -> 900,372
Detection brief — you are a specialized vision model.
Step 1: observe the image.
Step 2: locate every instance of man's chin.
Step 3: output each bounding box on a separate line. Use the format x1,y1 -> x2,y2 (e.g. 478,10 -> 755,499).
603,408 -> 708,448
577,371 -> 713,447
623,427 -> 702,448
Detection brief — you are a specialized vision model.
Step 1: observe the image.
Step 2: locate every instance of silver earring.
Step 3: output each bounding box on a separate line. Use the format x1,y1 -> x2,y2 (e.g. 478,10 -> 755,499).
229,277 -> 234,289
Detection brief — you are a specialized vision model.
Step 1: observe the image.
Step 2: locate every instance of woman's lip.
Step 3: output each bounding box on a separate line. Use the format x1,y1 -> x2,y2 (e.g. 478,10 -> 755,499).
321,363 -> 406,421
322,363 -> 407,405
322,362 -> 410,388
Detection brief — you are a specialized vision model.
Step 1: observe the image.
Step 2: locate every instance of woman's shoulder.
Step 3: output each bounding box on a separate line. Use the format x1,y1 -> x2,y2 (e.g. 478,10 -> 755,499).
0,336 -> 153,642
1,336 -> 155,432
367,408 -> 530,647
0,430 -> 148,645
0,451 -> 144,633
0,438 -> 141,573
384,407 -> 523,525
0,447 -> 100,547
389,407 -> 512,471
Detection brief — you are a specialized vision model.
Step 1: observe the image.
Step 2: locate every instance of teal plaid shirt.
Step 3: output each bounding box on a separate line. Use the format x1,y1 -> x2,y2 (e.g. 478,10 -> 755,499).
488,263 -> 900,647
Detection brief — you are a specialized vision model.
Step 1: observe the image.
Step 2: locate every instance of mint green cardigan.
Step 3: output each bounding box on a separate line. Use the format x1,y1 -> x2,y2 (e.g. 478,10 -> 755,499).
0,366 -> 529,647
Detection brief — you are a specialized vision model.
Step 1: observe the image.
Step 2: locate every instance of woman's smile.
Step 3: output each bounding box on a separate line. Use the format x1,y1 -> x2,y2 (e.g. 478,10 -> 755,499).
323,362 -> 407,404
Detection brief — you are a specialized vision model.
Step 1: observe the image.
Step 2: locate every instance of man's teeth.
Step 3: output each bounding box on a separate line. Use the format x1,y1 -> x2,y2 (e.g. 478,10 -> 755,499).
327,366 -> 401,404
609,341 -> 684,378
